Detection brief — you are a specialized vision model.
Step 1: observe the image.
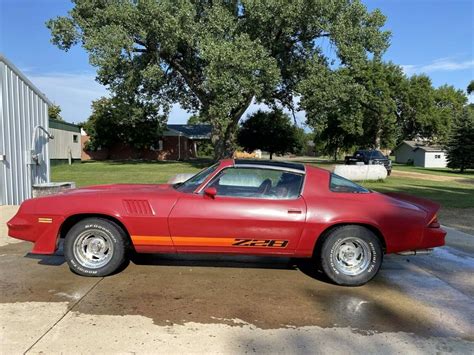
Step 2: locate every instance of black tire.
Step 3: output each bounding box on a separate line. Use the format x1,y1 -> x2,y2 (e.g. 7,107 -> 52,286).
320,225 -> 383,286
64,217 -> 129,277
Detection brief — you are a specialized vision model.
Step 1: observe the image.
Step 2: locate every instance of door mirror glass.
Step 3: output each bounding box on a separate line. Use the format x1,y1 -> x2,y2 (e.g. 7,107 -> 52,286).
204,187 -> 217,198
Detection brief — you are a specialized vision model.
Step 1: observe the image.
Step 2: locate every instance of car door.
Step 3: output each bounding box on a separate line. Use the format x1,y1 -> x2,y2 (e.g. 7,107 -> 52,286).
168,167 -> 307,255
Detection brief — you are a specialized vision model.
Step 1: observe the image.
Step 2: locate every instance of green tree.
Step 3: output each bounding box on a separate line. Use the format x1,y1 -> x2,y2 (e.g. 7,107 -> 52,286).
187,115 -> 206,125
84,97 -> 165,152
446,106 -> 474,173
300,59 -> 404,152
396,75 -> 435,141
48,104 -> 64,121
467,80 -> 474,95
238,110 -> 302,159
431,85 -> 467,142
47,0 -> 389,159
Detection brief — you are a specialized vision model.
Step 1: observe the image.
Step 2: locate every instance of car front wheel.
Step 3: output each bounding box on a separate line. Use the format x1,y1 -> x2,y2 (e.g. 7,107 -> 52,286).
320,225 -> 383,286
64,217 -> 129,277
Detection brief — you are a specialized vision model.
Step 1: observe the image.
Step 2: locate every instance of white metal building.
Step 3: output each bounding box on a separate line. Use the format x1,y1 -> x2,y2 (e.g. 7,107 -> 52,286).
49,119 -> 82,165
0,54 -> 53,205
413,146 -> 447,168
392,140 -> 447,168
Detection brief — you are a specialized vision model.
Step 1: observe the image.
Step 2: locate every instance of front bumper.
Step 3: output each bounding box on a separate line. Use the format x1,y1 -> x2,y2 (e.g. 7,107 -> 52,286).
8,213 -> 64,254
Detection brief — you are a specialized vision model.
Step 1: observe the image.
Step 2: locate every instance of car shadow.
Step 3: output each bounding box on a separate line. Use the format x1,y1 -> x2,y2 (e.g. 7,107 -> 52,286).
26,252 -> 66,266
130,253 -> 332,283
24,241 -> 66,266
23,242 -> 331,284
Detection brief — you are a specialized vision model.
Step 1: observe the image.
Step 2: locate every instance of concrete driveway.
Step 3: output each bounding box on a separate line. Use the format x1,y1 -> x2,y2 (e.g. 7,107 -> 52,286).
1,206 -> 473,354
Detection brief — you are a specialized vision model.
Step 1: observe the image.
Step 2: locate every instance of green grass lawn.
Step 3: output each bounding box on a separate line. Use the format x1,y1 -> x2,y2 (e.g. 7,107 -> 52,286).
392,163 -> 474,178
360,177 -> 474,208
52,160 -> 211,187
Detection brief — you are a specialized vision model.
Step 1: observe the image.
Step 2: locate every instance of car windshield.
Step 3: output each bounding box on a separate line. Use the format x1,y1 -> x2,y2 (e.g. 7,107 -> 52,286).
174,163 -> 219,193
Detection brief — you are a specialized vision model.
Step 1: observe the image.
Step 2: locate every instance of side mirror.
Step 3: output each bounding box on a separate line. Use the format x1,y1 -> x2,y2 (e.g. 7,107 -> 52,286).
204,187 -> 217,199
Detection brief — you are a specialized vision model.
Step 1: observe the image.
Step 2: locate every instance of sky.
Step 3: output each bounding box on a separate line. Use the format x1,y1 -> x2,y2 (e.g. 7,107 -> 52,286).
0,0 -> 473,124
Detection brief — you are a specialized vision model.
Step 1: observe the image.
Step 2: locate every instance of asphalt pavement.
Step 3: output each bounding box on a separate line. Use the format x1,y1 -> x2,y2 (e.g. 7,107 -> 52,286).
1,206 -> 473,354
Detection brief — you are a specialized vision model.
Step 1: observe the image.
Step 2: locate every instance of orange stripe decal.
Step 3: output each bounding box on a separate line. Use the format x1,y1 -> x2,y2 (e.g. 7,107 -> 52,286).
131,235 -> 174,246
131,236 -> 289,248
172,237 -> 236,247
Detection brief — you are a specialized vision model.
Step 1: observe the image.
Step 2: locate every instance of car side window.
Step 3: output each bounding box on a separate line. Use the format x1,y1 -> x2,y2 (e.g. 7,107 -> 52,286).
206,167 -> 304,199
330,174 -> 370,193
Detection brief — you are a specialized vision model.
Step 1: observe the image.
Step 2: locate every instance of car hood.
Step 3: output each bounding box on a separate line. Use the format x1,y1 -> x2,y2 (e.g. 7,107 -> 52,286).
42,183 -> 176,199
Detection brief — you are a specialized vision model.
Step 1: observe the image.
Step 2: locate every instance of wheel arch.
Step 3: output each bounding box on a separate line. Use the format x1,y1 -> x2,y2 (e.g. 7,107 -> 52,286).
58,213 -> 133,246
313,223 -> 387,257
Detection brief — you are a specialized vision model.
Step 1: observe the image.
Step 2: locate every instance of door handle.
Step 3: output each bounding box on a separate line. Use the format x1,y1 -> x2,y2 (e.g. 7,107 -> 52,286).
288,209 -> 302,214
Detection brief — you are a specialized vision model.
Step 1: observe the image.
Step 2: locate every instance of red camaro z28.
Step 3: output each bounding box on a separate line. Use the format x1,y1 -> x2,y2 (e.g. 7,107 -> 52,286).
8,159 -> 446,286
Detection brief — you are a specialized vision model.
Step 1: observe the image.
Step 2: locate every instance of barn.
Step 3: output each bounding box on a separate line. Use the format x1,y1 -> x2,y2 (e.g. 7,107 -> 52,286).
0,54 -> 53,205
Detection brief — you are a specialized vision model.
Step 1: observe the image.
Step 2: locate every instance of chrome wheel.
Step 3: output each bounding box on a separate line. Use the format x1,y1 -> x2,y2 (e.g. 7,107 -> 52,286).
332,237 -> 371,276
72,229 -> 114,269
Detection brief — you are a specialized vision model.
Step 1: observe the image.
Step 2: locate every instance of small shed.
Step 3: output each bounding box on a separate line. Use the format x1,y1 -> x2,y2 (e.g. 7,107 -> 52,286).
0,54 -> 53,205
413,146 -> 447,168
393,140 -> 447,168
393,141 -> 417,164
48,119 -> 82,165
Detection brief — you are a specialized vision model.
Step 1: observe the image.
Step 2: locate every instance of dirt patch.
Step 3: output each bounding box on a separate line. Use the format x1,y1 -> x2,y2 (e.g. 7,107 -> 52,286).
391,170 -> 474,184
439,208 -> 474,235
392,170 -> 452,182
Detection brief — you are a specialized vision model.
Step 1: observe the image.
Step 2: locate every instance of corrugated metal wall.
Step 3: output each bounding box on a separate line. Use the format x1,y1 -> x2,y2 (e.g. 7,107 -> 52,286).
0,54 -> 51,205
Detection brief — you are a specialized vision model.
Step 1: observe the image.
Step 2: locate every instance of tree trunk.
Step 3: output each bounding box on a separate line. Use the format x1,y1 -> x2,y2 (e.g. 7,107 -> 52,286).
269,151 -> 273,160
212,96 -> 254,160
212,125 -> 238,160
374,119 -> 383,149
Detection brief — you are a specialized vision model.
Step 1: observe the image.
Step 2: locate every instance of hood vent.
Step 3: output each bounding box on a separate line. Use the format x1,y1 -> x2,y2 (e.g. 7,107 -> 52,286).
123,200 -> 154,216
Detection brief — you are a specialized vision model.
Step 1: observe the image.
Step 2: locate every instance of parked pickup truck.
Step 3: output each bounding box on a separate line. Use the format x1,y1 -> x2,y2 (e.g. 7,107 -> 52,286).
345,150 -> 392,176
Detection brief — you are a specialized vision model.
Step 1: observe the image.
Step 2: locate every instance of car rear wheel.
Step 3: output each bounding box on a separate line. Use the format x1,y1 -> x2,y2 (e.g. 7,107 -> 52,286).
320,225 -> 383,286
64,218 -> 129,277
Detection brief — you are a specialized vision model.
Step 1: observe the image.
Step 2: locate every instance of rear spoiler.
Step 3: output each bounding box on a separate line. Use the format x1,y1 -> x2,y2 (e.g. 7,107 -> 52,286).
384,192 -> 440,223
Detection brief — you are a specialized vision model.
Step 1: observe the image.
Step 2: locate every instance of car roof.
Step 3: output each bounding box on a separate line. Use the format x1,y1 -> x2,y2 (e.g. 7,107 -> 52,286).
233,159 -> 306,174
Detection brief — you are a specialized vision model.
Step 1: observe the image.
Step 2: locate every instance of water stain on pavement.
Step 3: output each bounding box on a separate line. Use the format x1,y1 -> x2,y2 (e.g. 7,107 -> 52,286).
1,241 -> 473,341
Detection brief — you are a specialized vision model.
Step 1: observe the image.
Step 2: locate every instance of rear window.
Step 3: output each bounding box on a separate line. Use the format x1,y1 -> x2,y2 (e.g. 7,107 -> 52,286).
330,174 -> 370,193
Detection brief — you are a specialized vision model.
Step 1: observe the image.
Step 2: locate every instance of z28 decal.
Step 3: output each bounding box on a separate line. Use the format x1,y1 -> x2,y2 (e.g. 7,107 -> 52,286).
232,239 -> 289,248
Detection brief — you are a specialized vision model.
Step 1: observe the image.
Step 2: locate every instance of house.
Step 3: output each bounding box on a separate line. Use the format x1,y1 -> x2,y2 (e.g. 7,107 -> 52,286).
81,124 -> 212,161
393,140 -> 447,168
0,54 -> 52,205
48,119 -> 82,165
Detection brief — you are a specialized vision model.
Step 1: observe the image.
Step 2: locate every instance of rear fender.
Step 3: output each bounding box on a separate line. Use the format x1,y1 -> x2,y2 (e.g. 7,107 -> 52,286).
384,192 -> 440,223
